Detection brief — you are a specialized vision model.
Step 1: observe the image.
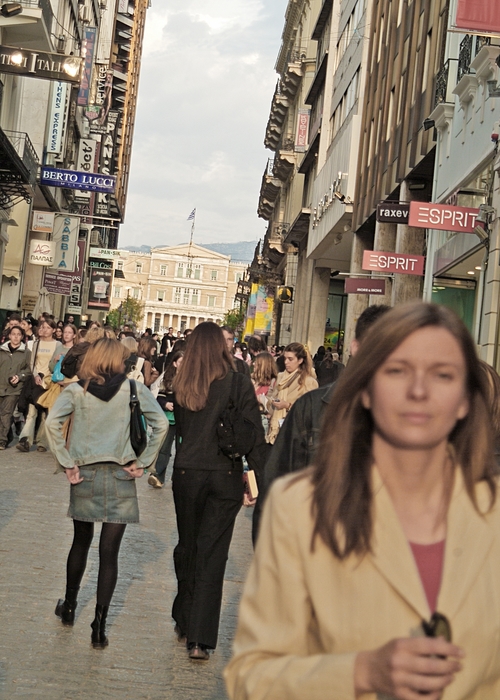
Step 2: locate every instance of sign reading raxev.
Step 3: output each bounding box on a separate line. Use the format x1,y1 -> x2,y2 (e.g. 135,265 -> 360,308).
40,166 -> 116,193
362,250 -> 425,276
409,202 -> 479,233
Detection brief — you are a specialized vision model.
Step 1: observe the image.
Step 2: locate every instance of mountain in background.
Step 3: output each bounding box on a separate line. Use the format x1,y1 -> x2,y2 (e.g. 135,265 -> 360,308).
122,241 -> 257,263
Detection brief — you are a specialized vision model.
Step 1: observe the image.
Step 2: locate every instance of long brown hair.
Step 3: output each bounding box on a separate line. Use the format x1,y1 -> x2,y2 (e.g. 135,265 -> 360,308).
252,352 -> 278,386
79,338 -> 129,384
173,322 -> 234,411
284,342 -> 314,386
310,302 -> 496,560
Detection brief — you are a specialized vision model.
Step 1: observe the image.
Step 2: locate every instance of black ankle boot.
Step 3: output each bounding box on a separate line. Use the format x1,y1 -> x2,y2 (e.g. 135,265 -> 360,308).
55,587 -> 79,626
90,604 -> 109,648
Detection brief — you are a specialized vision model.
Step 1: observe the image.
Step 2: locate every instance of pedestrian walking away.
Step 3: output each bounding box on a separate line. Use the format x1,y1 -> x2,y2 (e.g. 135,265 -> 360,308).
171,322 -> 266,661
226,302 -> 500,700
148,348 -> 184,488
45,338 -> 168,649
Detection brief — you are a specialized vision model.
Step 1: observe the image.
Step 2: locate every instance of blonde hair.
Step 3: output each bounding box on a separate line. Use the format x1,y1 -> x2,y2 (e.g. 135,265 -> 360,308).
79,338 -> 129,384
121,336 -> 138,353
86,327 -> 105,344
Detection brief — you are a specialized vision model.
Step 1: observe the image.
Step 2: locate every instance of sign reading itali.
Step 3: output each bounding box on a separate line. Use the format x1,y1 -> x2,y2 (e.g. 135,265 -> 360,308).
409,202 -> 479,233
362,250 -> 425,276
40,166 -> 116,193
0,45 -> 82,84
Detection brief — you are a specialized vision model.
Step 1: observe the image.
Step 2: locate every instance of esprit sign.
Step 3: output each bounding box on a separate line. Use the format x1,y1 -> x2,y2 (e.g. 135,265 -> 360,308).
362,250 -> 425,276
409,202 -> 479,233
40,166 -> 116,193
376,202 -> 410,224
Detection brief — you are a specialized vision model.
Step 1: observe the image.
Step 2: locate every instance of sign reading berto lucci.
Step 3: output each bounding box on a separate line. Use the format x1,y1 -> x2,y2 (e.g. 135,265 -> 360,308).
40,166 -> 116,193
362,250 -> 425,276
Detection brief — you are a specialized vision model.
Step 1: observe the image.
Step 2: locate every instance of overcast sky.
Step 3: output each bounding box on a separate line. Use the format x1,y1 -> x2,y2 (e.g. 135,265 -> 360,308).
118,0 -> 287,249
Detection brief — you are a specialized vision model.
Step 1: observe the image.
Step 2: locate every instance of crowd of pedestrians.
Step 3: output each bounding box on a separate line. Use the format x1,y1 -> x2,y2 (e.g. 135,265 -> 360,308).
5,300 -> 500,698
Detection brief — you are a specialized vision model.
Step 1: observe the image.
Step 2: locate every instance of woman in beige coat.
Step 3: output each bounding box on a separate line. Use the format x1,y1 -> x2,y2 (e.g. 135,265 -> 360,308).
265,342 -> 317,444
226,303 -> 500,700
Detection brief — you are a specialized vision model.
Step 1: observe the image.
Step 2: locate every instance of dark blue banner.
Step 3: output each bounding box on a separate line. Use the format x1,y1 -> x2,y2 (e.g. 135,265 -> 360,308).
40,167 -> 116,193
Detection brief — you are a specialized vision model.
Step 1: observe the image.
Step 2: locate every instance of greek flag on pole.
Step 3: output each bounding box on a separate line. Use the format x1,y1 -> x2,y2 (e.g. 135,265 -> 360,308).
187,208 -> 196,221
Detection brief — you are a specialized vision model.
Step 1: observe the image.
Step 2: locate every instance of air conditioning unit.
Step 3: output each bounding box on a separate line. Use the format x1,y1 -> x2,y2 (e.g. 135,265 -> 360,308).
79,5 -> 91,23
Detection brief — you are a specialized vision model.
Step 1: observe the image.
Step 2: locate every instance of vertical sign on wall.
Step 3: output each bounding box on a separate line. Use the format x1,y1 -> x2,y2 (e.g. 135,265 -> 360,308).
50,215 -> 79,271
74,138 -> 97,201
78,27 -> 97,106
94,110 -> 120,216
46,81 -> 68,155
295,109 -> 310,152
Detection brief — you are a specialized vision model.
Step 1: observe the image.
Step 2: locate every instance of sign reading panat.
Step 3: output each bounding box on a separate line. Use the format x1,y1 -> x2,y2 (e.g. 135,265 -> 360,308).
362,250 -> 425,276
409,202 -> 479,233
40,166 -> 116,193
0,46 -> 82,83
376,202 -> 410,224
29,239 -> 55,266
345,278 -> 386,295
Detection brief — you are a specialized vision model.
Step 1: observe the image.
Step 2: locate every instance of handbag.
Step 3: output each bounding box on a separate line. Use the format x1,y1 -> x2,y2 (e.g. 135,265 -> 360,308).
52,356 -> 65,382
129,379 -> 148,456
217,373 -> 256,461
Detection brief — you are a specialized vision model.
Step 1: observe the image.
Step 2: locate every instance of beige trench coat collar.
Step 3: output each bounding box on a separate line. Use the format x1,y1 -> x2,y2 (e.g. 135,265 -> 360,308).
369,467 -> 494,622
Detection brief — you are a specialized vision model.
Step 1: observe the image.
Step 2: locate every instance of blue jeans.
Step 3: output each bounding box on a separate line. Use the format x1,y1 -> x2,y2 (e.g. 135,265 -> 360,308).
155,425 -> 176,483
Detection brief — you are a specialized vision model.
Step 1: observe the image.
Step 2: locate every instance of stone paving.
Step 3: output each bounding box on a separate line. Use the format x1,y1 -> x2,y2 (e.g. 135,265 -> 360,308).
0,444 -> 254,700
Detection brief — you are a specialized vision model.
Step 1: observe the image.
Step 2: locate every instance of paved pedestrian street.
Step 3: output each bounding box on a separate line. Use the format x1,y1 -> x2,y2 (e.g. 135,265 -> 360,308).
0,447 -> 254,700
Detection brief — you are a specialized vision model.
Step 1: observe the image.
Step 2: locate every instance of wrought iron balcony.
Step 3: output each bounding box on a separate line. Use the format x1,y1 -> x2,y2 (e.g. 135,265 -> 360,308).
0,129 -> 39,209
458,35 -> 494,82
434,59 -> 458,108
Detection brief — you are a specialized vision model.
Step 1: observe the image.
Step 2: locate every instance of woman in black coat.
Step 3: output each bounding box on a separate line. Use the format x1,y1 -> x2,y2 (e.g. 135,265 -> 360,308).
172,322 -> 265,661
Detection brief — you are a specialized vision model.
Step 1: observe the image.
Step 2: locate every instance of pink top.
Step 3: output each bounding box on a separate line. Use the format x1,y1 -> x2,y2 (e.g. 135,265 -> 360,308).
409,540 -> 445,612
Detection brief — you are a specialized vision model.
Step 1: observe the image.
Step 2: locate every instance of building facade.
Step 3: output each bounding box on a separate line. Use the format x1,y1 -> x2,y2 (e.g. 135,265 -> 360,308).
0,0 -> 149,326
110,244 -> 247,333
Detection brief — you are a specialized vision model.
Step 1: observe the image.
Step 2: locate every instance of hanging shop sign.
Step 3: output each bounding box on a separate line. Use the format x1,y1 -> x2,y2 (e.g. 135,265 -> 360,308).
94,110 -> 120,216
40,166 -> 116,193
32,211 -> 55,233
43,269 -> 73,295
362,250 -> 425,276
89,247 -> 126,259
295,109 -> 310,152
408,202 -> 479,233
74,138 -> 97,201
89,257 -> 113,270
67,239 -> 86,311
88,268 -> 112,310
46,81 -> 68,155
453,0 -> 500,35
77,27 -> 97,106
50,215 -> 78,271
376,202 -> 410,224
0,45 -> 82,83
28,239 -> 56,266
345,278 -> 386,295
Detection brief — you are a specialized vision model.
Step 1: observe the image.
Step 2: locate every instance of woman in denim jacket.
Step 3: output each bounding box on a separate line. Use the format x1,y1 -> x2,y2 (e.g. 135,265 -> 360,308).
45,338 -> 168,649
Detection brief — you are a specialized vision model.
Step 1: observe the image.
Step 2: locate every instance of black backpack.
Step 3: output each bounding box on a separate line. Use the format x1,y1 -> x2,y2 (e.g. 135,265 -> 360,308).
217,373 -> 256,461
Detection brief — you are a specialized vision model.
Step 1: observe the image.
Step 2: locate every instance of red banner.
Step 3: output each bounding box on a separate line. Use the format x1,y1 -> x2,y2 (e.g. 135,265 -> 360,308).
455,0 -> 500,34
362,250 -> 425,276
409,202 -> 479,233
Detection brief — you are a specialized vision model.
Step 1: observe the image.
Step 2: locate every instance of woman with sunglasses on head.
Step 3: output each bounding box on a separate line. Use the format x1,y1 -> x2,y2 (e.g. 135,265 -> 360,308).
226,302 -> 500,700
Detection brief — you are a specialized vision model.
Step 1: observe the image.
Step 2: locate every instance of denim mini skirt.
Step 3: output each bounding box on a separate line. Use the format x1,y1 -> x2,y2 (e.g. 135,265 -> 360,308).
68,462 -> 139,524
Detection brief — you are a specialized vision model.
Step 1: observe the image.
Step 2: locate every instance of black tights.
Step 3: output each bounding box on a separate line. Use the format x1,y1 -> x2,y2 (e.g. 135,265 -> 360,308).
66,519 -> 126,606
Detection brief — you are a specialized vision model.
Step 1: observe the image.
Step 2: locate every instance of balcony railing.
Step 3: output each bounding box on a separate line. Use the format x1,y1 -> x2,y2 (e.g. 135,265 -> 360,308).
458,35 -> 494,82
3,131 -> 39,187
434,59 -> 458,107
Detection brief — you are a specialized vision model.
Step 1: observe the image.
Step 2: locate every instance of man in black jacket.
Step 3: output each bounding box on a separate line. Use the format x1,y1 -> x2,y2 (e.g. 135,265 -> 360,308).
221,326 -> 250,376
253,304 -> 390,541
